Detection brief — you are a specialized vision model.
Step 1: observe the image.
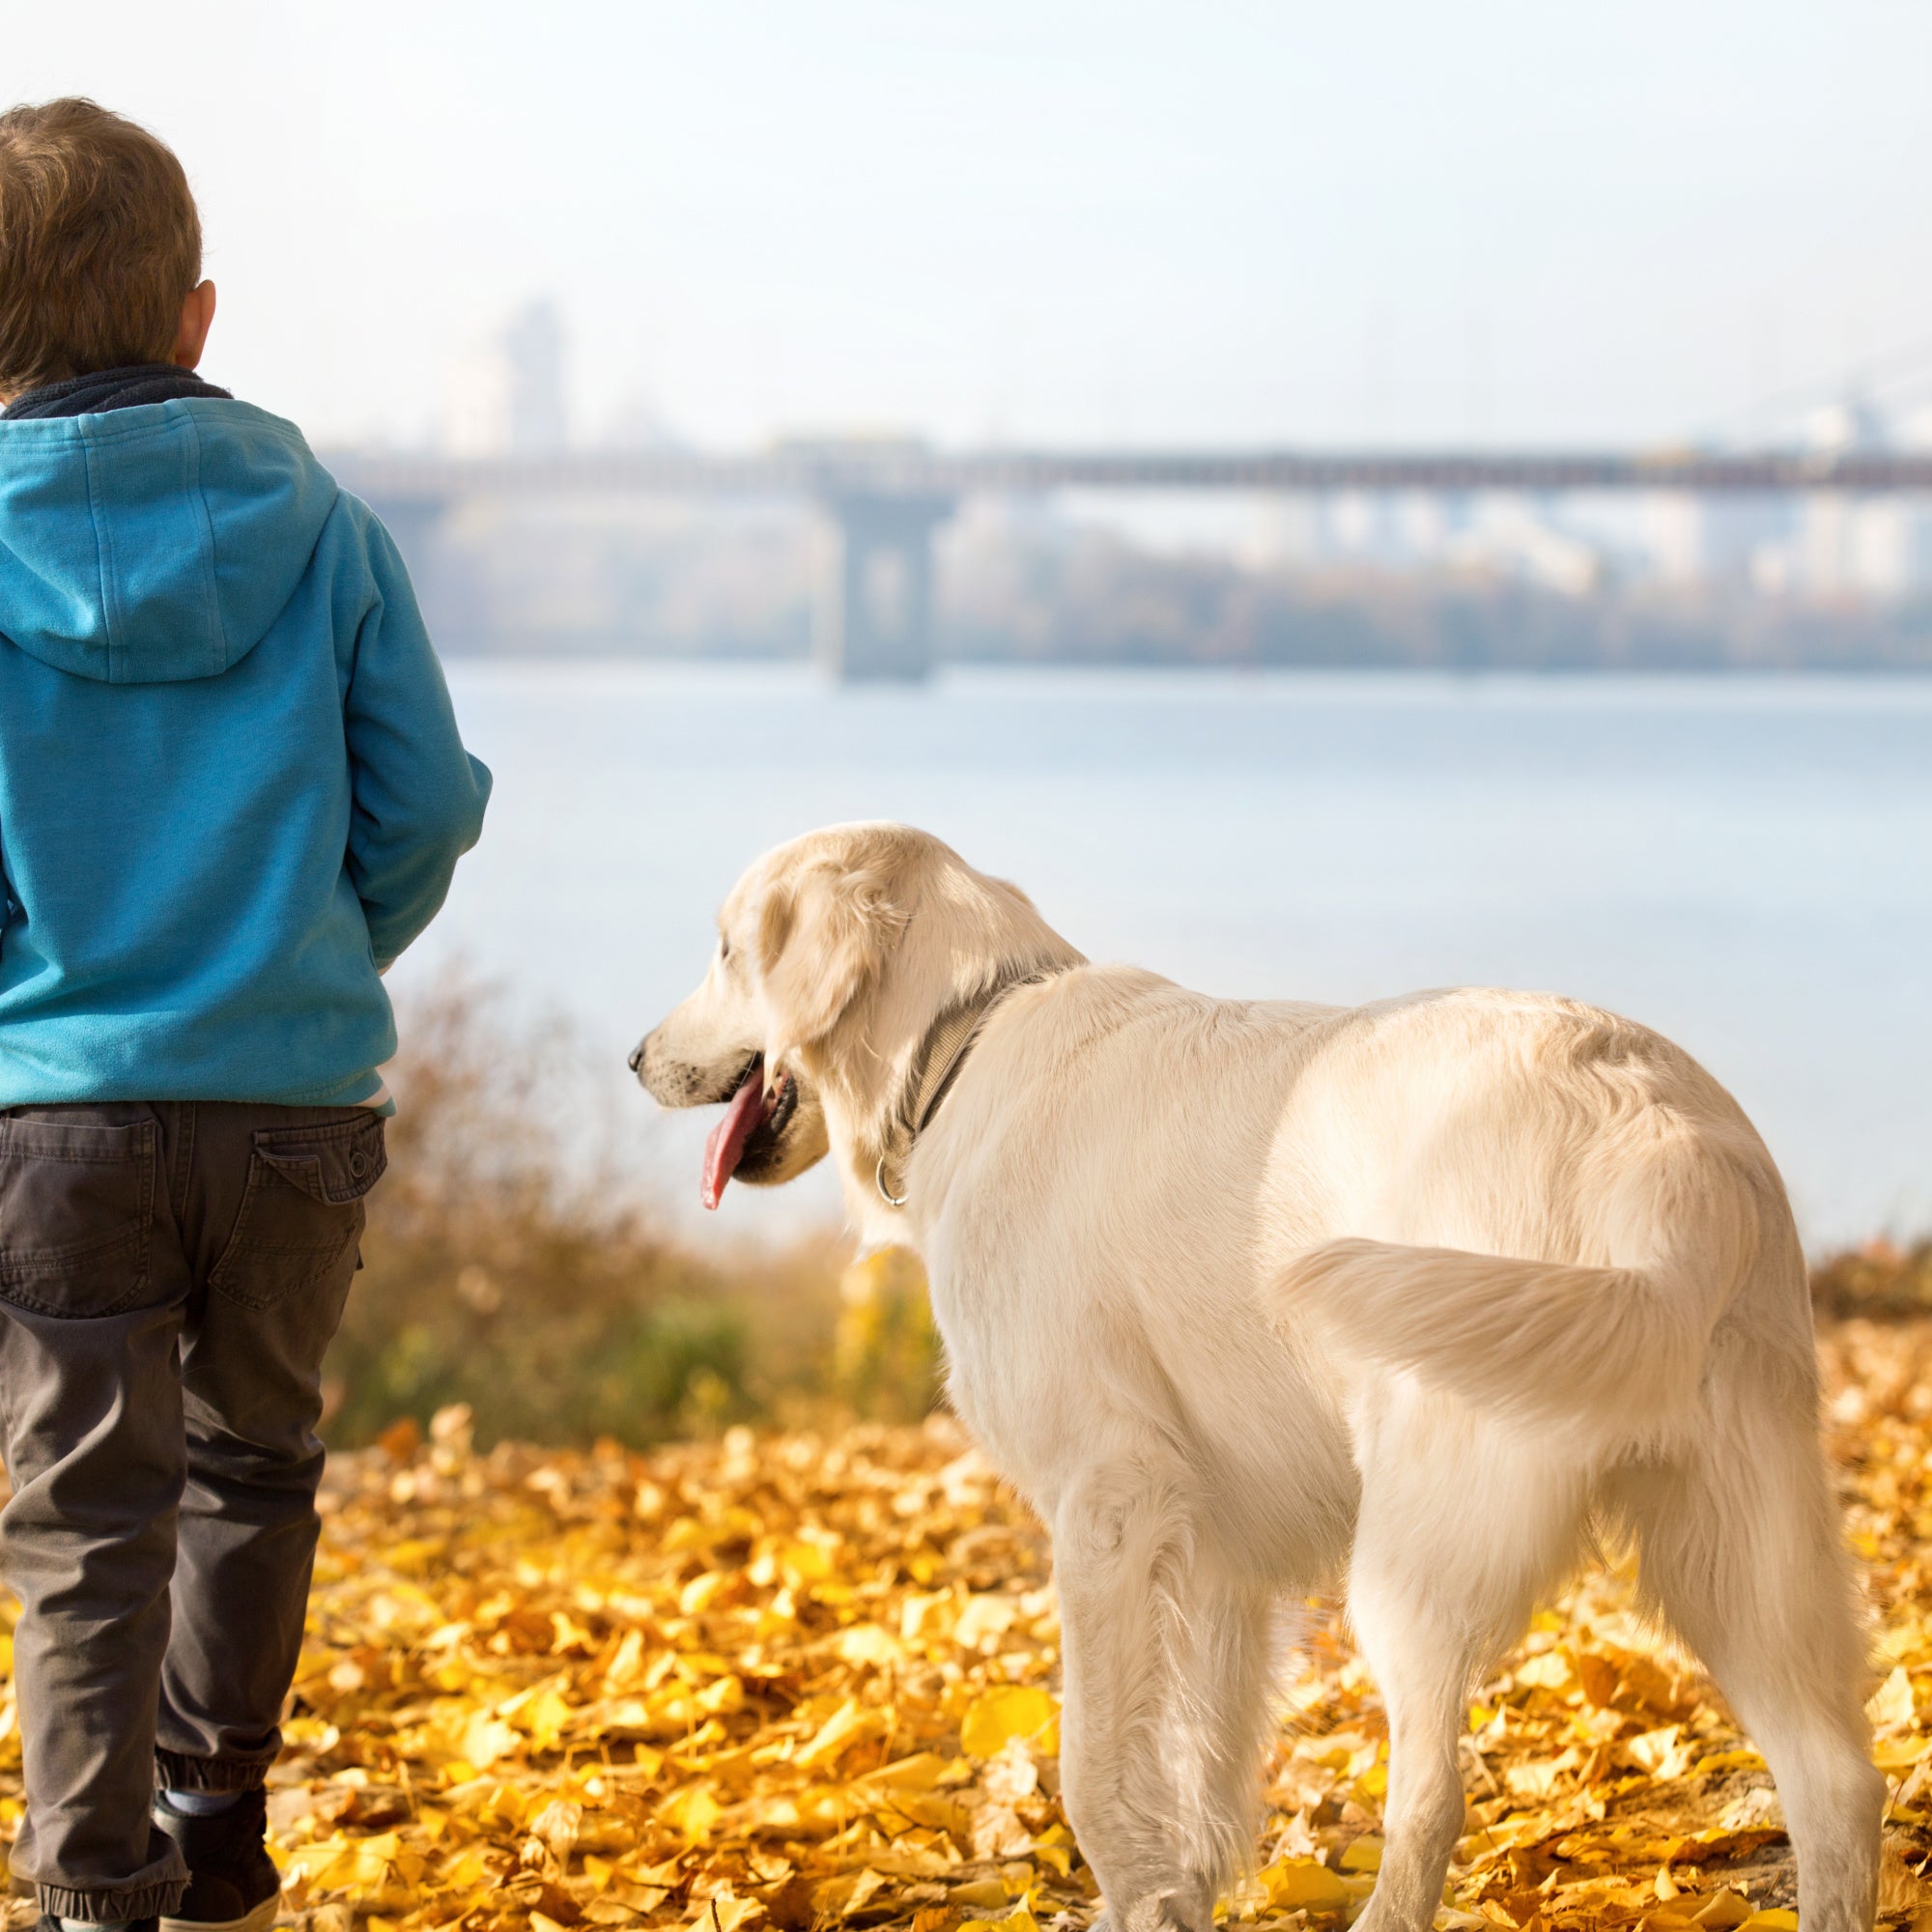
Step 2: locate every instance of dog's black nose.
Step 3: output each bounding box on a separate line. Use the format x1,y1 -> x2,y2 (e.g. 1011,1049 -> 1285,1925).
627,1039 -> 646,1074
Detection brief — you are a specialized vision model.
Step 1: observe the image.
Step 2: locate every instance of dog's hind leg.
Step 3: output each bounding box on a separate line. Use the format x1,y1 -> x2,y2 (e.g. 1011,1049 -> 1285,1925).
1611,1338 -> 1883,1932
1053,1464 -> 1277,1932
1347,1398 -> 1591,1932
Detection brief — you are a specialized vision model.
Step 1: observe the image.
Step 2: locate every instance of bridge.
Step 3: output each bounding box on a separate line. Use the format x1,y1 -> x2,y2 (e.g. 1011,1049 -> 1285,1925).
326,442 -> 1932,680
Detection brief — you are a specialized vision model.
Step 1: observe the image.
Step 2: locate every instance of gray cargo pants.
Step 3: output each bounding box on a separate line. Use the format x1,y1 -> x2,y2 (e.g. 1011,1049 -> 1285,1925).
0,1101 -> 386,1920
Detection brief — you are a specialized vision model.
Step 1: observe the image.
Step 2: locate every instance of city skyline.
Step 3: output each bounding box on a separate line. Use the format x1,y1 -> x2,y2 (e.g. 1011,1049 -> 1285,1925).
351,309 -> 1932,618
10,1 -> 1932,457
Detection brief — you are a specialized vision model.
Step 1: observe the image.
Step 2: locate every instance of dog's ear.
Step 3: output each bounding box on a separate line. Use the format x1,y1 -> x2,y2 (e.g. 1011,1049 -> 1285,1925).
756,857 -> 904,1054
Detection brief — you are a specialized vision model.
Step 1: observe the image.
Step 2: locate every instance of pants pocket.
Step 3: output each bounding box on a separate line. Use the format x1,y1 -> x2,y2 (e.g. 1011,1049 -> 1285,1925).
0,1117 -> 157,1317
210,1116 -> 386,1311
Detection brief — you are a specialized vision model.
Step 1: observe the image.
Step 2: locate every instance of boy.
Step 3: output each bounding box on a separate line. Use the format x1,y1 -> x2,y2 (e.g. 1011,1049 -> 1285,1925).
0,99 -> 490,1932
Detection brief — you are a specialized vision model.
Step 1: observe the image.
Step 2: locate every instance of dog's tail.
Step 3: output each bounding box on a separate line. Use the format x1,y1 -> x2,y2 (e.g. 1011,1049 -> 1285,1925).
1272,1156 -> 1770,1454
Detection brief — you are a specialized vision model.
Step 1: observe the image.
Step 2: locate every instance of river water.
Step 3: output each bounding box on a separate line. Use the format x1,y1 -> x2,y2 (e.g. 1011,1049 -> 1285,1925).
390,663 -> 1932,1252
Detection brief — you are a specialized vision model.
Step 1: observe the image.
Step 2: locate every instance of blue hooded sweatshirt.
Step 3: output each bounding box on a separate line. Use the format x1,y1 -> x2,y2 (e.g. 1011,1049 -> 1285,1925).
0,398 -> 491,1108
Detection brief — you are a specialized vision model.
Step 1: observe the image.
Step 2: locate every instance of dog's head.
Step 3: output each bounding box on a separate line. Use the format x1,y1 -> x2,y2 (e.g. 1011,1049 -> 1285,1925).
632,822 -> 1081,1215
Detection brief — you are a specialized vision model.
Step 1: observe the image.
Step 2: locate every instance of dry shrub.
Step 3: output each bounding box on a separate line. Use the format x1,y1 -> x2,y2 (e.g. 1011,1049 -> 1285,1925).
1811,1236 -> 1932,1321
326,974 -> 912,1447
830,1246 -> 944,1422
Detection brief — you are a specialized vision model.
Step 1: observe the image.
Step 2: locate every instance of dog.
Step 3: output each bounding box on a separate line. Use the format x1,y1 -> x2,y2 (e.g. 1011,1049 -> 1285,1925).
632,821 -> 1882,1932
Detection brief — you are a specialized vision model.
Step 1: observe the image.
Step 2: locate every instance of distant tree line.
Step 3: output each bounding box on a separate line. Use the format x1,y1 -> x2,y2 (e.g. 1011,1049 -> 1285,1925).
412,499 -> 1932,671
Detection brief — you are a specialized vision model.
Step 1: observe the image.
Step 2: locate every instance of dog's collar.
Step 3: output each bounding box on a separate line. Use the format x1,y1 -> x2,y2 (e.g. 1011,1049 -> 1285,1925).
874,967 -> 1063,1208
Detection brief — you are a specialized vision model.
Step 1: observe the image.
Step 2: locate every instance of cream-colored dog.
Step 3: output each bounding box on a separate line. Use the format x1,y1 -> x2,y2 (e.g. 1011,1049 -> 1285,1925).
633,822 -> 1881,1932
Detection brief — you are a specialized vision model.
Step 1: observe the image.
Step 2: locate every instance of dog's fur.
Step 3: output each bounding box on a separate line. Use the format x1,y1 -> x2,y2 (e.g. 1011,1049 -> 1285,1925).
637,822 -> 1883,1932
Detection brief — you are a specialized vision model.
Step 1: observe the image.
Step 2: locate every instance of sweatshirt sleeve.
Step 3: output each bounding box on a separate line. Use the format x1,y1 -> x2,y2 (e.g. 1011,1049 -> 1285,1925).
343,514 -> 492,970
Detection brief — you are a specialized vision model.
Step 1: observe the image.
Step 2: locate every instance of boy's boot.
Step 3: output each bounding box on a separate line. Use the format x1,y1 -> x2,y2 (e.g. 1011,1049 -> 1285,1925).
152,1792 -> 279,1932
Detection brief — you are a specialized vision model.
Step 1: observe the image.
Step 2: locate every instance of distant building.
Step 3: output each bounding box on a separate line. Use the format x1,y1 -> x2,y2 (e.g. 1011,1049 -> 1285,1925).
1640,490 -> 1793,588
502,301 -> 567,452
1444,497 -> 1602,597
443,298 -> 569,456
1245,493 -> 1330,568
1787,397 -> 1932,599
599,392 -> 683,452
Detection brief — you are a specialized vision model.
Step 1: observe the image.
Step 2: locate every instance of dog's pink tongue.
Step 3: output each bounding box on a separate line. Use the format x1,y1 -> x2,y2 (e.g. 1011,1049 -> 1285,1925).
702,1073 -> 773,1210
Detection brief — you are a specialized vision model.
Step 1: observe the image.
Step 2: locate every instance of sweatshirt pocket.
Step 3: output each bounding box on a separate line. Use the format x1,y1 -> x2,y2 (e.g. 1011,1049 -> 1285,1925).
0,1117 -> 157,1318
211,1115 -> 387,1310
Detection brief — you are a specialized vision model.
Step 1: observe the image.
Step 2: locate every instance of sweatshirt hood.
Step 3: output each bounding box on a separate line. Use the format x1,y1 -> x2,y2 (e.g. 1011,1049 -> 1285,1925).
0,399 -> 339,684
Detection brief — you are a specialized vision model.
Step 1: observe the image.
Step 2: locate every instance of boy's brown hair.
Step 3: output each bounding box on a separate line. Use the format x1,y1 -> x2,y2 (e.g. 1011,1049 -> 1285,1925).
0,98 -> 201,395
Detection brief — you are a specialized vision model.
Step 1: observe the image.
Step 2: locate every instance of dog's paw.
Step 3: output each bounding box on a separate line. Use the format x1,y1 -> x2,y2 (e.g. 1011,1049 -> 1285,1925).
1086,1889 -> 1213,1932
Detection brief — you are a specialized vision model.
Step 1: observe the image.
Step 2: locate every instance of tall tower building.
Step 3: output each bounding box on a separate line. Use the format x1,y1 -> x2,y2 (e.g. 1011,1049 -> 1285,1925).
503,300 -> 567,454
443,298 -> 570,456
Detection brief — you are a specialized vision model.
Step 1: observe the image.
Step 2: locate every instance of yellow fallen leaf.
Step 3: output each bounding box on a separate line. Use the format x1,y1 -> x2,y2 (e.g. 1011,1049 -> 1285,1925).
1030,1824 -> 1075,1877
777,1539 -> 834,1587
837,1623 -> 906,1667
692,1889 -> 764,1932
1738,1915 -> 1799,1932
795,1697 -> 885,1769
1513,1650 -> 1573,1690
658,1782 -> 722,1844
959,1686 -> 1059,1759
517,1687 -> 576,1751
1873,1733 -> 1932,1769
1338,1835 -> 1381,1872
862,1750 -> 950,1791
954,1595 -> 1020,1648
1690,1889 -> 1752,1928
679,1570 -> 732,1615
1627,1725 -> 1693,1780
950,1879 -> 1012,1909
459,1713 -> 521,1771
955,1911 -> 1039,1932
1260,1859 -> 1352,1912
609,1883 -> 671,1912
1866,1663 -> 1916,1730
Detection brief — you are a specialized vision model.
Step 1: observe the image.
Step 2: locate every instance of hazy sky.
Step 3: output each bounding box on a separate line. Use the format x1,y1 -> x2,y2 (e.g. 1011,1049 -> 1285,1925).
11,2 -> 1931,452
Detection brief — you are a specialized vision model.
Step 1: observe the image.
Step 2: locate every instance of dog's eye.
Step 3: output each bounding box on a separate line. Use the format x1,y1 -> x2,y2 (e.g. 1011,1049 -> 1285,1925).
719,936 -> 731,962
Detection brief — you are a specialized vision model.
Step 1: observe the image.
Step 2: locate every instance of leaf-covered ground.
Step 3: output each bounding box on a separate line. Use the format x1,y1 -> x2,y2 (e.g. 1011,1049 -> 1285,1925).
4,1322 -> 1932,1932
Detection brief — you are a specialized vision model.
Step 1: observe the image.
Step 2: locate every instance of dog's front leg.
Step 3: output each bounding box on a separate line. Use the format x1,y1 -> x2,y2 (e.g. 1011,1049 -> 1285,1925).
1053,1465 -> 1276,1932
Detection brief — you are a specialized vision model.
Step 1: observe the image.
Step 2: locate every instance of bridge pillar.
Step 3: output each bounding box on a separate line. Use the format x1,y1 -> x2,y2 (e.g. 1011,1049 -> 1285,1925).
814,492 -> 955,682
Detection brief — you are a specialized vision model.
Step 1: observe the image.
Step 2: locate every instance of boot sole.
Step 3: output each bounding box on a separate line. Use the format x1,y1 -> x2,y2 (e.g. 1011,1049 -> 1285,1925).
159,1898 -> 280,1932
